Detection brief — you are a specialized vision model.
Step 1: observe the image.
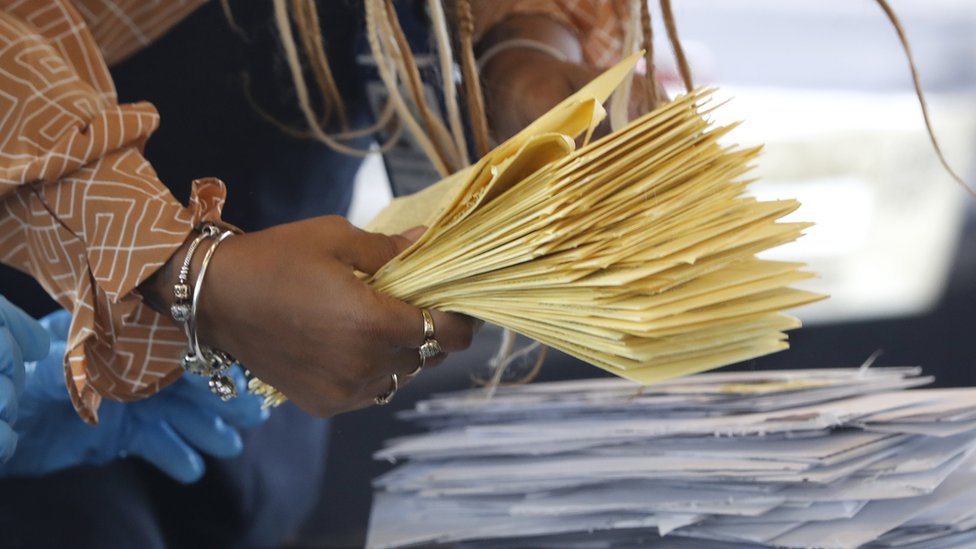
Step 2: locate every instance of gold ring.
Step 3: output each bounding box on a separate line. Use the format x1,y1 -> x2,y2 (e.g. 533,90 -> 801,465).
421,309 -> 435,340
374,373 -> 399,405
408,310 -> 441,377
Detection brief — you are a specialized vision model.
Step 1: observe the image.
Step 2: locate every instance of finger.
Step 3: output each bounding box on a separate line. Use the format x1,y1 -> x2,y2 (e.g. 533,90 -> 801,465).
359,372 -> 403,410
23,341 -> 70,402
0,329 -> 25,395
374,301 -> 477,353
38,309 -> 72,341
383,348 -> 421,379
399,226 -> 427,243
212,368 -> 269,429
0,376 -> 16,425
358,350 -> 449,411
0,297 -> 50,362
128,421 -> 205,484
0,420 -> 16,463
428,310 -> 477,352
388,347 -> 447,377
333,223 -> 413,275
163,398 -> 243,459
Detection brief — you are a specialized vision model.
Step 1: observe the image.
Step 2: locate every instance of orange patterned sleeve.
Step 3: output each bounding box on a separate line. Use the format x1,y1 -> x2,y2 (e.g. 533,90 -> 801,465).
472,0 -> 632,69
0,0 -> 222,423
70,0 -> 204,66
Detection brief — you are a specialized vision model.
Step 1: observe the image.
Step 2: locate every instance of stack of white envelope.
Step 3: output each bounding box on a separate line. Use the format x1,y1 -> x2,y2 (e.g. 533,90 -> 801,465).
366,368 -> 976,548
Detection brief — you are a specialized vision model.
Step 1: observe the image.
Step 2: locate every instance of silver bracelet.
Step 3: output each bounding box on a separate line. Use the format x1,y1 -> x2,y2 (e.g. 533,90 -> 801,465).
179,229 -> 242,401
174,226 -> 219,367
170,224 -> 219,323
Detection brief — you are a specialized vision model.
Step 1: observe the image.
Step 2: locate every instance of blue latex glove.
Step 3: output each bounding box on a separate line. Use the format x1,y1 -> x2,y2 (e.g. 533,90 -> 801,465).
0,296 -> 51,462
0,310 -> 268,483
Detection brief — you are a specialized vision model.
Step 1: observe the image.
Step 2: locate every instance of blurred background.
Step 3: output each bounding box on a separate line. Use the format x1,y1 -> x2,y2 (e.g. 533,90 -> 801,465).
313,0 -> 976,546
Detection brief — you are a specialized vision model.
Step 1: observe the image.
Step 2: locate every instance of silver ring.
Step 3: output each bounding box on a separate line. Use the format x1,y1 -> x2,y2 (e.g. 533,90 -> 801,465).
408,310 -> 441,378
419,338 -> 442,360
409,338 -> 440,377
374,373 -> 399,405
421,309 -> 435,340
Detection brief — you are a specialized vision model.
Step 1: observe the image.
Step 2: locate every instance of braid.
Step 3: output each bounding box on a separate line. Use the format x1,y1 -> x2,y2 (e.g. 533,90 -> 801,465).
659,0 -> 693,93
456,0 -> 491,157
639,0 -> 661,108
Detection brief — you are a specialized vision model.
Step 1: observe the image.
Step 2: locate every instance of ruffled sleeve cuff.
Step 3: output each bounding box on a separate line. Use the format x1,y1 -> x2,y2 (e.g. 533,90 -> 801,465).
0,2 -> 231,423
2,166 -> 228,423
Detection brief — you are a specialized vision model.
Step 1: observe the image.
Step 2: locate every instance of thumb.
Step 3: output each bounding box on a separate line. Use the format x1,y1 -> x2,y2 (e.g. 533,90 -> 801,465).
159,397 -> 243,459
334,223 -> 414,275
399,225 -> 427,244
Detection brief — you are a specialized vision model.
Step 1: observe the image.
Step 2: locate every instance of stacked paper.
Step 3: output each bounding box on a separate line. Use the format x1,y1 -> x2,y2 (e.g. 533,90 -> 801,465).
367,368 -> 976,548
252,53 -> 824,408
365,62 -> 823,385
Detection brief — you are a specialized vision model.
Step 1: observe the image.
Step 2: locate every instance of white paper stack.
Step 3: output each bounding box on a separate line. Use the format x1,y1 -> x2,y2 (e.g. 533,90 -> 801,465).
366,368 -> 976,548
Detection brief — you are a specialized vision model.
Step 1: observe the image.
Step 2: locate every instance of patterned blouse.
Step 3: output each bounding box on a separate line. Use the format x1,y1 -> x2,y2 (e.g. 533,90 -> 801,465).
0,0 -> 628,422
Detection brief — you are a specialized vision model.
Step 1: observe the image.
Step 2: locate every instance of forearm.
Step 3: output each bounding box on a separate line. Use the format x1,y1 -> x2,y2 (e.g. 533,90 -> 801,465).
477,14 -> 583,85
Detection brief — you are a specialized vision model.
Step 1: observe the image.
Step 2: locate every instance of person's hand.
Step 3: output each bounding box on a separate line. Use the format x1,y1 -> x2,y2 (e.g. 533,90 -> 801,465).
0,310 -> 267,483
191,216 -> 477,417
477,14 -> 662,143
482,49 -> 657,143
0,296 -> 49,463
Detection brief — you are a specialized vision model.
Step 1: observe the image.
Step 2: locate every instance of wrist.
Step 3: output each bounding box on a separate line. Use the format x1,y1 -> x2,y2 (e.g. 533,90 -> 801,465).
477,14 -> 584,101
194,232 -> 242,354
480,47 -> 572,101
140,230 -> 202,320
477,14 -> 582,70
477,39 -> 570,73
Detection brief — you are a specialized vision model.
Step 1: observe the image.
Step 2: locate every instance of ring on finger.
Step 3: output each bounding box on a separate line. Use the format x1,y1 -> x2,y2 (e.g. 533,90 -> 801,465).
374,373 -> 398,405
419,338 -> 442,360
409,339 -> 442,377
408,357 -> 424,377
421,309 -> 435,340
410,309 -> 443,377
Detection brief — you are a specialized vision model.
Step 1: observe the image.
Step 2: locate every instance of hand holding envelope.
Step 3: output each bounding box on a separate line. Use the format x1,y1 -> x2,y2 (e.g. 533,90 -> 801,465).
366,53 -> 822,384
252,54 -> 823,404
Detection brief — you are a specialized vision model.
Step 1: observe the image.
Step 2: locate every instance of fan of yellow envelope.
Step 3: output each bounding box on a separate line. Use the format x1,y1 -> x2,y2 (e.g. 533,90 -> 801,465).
251,53 -> 825,406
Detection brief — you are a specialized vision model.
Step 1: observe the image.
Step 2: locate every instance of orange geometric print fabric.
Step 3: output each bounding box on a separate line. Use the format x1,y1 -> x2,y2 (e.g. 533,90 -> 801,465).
0,0 -> 223,423
0,0 -> 625,423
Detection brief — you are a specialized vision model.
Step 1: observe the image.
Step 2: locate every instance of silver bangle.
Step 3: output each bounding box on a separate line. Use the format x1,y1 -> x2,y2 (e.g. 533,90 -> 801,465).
188,230 -> 232,359
170,224 -> 219,323
179,229 -> 242,401
476,38 -> 570,71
